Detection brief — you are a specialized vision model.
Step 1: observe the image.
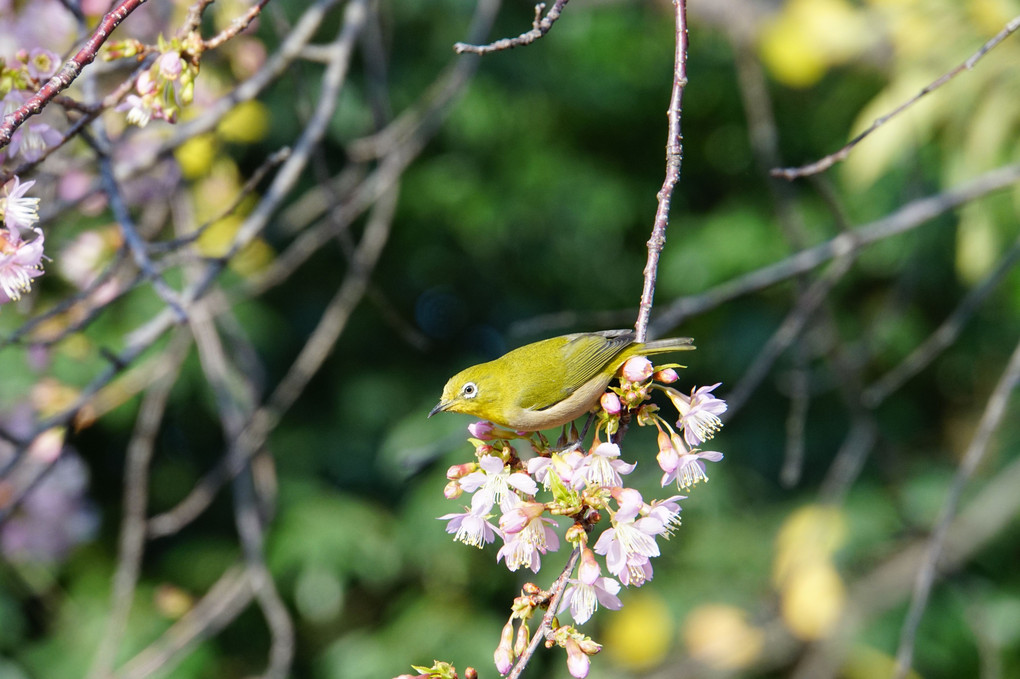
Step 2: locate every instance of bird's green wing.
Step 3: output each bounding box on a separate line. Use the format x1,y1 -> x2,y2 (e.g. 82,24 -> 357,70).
517,330 -> 634,411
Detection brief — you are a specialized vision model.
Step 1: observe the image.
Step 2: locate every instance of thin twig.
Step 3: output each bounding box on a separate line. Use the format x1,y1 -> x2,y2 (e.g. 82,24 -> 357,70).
454,0 -> 567,55
772,14 -> 1020,180
201,0 -> 272,51
507,547 -> 582,679
635,0 -> 688,342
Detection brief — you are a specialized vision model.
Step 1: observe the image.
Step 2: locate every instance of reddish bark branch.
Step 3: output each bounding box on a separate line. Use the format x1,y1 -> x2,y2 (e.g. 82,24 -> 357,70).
0,0 -> 149,149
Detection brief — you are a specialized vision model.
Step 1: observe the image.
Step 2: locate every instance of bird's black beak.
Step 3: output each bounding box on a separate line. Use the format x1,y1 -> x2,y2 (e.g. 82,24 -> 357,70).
428,401 -> 448,418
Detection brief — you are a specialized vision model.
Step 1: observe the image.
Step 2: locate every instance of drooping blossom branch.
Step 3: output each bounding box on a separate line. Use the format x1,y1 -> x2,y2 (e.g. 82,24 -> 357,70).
771,13 -> 1020,180
634,0 -> 688,342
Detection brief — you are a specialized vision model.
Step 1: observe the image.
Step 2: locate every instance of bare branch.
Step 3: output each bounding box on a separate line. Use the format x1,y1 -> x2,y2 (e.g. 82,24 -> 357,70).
455,0 -> 567,55
635,0 -> 689,342
772,14 -> 1020,180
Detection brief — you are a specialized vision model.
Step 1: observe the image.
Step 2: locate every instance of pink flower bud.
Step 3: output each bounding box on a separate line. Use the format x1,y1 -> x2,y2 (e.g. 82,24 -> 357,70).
158,51 -> 184,80
468,420 -> 495,439
446,463 -> 475,480
622,356 -> 653,382
136,69 -> 157,95
443,480 -> 462,500
494,621 -> 516,674
656,430 -> 678,473
514,621 -> 530,655
599,392 -> 622,415
654,368 -> 679,383
578,547 -> 600,585
500,502 -> 545,534
565,638 -> 590,678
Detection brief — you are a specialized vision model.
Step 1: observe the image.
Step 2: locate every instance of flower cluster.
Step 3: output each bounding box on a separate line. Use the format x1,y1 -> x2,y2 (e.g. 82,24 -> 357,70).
437,356 -> 727,677
0,175 -> 45,305
1,50 -> 63,164
108,34 -> 202,126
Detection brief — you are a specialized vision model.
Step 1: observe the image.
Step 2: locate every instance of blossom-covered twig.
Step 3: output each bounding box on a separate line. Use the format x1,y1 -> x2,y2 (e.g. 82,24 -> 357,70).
0,0 -> 149,149
634,0 -> 688,342
454,0 -> 568,55
771,14 -> 1020,180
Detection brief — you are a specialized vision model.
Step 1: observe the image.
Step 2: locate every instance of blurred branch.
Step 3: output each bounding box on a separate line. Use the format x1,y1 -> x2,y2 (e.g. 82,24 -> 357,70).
114,565 -> 253,679
148,177 -> 398,538
650,161 -> 1020,334
893,335 -> 1020,678
454,0 -> 567,55
862,234 -> 1020,407
793,362 -> 1020,679
635,0 -> 688,343
722,248 -> 858,418
772,14 -> 1020,180
87,331 -> 193,679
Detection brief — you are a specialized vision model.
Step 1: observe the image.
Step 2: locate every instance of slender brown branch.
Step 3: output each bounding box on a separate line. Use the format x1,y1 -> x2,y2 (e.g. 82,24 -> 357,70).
0,0 -> 149,149
772,14 -> 1020,180
201,0 -> 272,51
454,0 -> 566,55
507,547 -> 582,679
635,0 -> 688,342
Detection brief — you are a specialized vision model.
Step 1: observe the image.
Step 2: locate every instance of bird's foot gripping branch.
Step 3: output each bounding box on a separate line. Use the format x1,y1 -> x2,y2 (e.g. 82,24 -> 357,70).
422,355 -> 727,679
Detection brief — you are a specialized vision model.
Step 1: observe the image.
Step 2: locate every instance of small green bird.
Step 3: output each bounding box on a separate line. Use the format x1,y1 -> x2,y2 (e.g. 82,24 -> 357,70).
429,329 -> 694,431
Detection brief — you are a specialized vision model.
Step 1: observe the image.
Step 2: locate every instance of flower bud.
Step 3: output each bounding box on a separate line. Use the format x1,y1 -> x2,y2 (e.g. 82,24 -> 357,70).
654,368 -> 679,383
136,69 -> 157,96
622,356 -> 653,382
578,638 -> 602,655
494,621 -> 516,674
465,668 -> 478,679
158,51 -> 183,80
565,523 -> 587,545
443,480 -> 462,500
468,420 -> 495,439
578,547 -> 600,585
500,502 -> 545,534
514,621 -> 530,655
446,462 -> 476,480
565,638 -> 590,678
656,430 -> 678,473
599,392 -> 621,415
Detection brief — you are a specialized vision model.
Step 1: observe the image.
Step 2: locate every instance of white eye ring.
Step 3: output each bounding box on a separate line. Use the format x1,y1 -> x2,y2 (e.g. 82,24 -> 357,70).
462,382 -> 478,399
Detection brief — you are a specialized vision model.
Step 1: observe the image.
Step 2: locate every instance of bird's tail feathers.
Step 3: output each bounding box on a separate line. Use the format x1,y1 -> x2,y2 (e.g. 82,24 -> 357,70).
642,336 -> 695,354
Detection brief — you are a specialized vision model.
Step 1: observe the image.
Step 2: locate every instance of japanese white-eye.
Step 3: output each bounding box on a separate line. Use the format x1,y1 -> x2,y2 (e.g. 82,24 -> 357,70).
429,329 -> 694,431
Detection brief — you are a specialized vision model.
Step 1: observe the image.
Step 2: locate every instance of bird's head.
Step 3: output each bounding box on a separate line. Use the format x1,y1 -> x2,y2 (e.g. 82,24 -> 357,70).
429,364 -> 501,423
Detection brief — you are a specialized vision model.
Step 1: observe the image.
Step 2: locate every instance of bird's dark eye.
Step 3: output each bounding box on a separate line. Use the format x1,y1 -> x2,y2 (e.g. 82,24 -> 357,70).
462,382 -> 478,398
